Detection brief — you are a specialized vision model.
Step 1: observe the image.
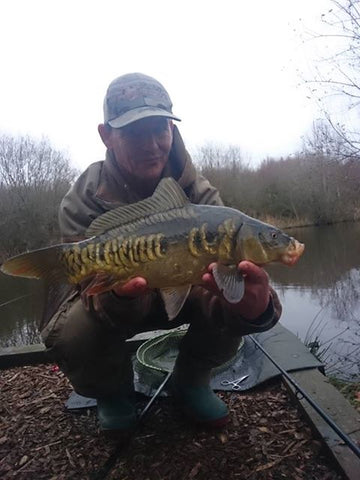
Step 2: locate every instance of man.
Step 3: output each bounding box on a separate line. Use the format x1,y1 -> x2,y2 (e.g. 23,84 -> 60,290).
42,73 -> 282,432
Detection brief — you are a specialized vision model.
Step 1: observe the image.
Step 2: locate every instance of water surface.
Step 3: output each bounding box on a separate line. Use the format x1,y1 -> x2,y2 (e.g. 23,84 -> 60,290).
1,222 -> 359,379
268,222 -> 360,380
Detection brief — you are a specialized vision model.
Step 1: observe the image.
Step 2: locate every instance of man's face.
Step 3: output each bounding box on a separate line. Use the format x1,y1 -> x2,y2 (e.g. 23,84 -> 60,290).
105,117 -> 173,183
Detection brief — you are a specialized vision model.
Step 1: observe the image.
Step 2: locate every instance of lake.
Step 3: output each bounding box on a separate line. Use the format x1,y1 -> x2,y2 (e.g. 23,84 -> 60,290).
1,221 -> 360,380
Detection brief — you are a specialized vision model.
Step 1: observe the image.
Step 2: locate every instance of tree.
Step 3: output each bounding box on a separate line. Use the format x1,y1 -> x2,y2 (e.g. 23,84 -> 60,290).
0,134 -> 76,189
192,142 -> 255,210
302,119 -> 347,157
193,137 -> 360,226
0,134 -> 78,258
299,119 -> 360,223
305,0 -> 360,159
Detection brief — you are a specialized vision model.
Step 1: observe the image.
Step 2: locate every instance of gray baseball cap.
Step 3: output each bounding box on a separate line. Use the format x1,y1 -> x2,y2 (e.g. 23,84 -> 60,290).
103,73 -> 181,128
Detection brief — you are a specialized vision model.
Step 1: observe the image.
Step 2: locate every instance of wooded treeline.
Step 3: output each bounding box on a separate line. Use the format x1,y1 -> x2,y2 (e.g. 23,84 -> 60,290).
195,133 -> 360,228
0,134 -> 78,261
0,123 -> 359,262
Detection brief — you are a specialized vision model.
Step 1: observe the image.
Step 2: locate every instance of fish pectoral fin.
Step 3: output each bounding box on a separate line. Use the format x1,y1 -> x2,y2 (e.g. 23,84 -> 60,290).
212,264 -> 245,304
159,285 -> 192,321
82,274 -> 119,296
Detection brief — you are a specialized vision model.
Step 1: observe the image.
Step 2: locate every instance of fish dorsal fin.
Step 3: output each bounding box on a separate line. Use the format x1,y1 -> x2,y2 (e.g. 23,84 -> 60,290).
86,177 -> 190,237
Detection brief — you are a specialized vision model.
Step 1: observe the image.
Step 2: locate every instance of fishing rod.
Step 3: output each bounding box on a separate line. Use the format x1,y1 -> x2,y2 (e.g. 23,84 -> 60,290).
92,371 -> 172,480
0,293 -> 33,309
249,334 -> 360,459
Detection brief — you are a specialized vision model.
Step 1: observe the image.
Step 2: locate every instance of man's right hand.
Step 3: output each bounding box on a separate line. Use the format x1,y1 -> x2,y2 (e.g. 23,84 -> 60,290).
112,277 -> 149,297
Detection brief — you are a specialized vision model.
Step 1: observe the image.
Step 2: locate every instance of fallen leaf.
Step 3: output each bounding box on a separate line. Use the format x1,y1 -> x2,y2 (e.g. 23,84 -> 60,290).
258,426 -> 271,433
188,461 -> 201,478
18,455 -> 29,467
40,406 -> 52,415
255,460 -> 277,472
216,432 -> 228,444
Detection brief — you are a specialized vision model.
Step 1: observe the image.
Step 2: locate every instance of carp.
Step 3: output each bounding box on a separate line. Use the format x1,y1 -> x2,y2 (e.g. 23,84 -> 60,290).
0,178 -> 304,320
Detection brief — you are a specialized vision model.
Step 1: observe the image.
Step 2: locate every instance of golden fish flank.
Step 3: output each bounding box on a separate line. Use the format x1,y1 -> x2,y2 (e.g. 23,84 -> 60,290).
63,233 -> 167,284
63,219 -> 237,287
0,177 -> 305,321
187,219 -> 236,260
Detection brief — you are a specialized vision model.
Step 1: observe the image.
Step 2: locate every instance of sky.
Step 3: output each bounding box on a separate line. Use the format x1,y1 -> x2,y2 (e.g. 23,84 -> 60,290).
0,0 -> 336,171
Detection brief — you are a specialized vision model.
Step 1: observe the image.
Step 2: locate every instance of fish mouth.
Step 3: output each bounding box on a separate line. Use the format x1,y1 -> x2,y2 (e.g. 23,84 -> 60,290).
281,239 -> 305,266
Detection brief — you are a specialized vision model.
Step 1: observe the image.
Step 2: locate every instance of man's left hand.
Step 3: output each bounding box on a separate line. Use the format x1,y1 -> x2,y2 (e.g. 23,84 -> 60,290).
201,260 -> 270,320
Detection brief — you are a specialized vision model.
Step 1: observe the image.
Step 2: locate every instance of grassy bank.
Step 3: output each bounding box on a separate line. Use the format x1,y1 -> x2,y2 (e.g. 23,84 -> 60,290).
259,215 -> 360,230
329,377 -> 360,412
258,214 -> 313,229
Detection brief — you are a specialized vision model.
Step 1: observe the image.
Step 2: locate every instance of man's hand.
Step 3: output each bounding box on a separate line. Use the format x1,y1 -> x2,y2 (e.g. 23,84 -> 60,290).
112,277 -> 149,297
201,261 -> 270,320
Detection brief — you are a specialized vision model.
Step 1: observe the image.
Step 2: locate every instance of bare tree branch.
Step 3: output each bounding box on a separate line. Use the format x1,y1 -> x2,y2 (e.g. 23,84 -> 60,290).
0,133 -> 78,258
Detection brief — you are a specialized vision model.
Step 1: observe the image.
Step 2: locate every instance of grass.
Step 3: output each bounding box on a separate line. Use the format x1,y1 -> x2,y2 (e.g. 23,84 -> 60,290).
303,310 -> 360,411
328,377 -> 360,412
257,214 -> 312,229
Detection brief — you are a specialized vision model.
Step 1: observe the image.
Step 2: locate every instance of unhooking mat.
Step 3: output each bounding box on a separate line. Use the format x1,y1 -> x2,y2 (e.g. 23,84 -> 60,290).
65,322 -> 323,409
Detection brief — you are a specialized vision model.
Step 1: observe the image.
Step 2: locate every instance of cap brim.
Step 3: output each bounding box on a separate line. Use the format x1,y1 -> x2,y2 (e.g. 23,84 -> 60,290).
108,106 -> 181,128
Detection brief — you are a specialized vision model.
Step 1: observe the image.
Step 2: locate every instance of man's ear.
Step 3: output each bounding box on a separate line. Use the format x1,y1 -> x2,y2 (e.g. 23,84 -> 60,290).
98,123 -> 113,149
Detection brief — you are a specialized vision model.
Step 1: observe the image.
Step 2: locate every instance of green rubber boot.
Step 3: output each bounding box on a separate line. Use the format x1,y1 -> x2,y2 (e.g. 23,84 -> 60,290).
172,354 -> 229,427
97,393 -> 137,432
96,359 -> 137,433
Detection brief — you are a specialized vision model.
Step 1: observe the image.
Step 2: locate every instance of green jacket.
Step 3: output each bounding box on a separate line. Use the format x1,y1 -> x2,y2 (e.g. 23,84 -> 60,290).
54,126 -> 281,337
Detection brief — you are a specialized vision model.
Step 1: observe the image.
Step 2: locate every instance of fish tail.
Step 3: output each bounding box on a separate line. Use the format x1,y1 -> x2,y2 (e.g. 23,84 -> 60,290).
1,245 -> 75,330
1,245 -> 67,282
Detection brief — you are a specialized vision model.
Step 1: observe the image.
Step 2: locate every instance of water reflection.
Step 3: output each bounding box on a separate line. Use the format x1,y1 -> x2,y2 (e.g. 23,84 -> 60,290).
0,273 -> 42,347
268,222 -> 360,288
267,222 -> 360,380
1,222 -> 359,379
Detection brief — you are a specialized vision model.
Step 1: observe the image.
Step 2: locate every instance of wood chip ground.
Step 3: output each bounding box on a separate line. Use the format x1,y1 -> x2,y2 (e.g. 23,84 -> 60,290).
0,364 -> 345,480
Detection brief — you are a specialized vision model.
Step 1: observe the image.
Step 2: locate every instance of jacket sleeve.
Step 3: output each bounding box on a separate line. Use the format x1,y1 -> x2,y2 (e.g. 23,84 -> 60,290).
175,286 -> 281,336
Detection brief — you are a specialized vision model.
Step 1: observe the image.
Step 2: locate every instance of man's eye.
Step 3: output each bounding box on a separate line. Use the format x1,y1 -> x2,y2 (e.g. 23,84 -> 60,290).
122,125 -> 137,137
154,125 -> 167,135
152,120 -> 168,134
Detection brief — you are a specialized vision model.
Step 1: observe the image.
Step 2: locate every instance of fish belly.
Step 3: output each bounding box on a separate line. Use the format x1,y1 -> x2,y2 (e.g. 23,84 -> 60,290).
134,243 -> 215,288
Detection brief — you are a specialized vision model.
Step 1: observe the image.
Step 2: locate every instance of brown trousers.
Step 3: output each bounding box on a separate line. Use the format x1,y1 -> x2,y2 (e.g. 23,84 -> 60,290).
41,295 -> 242,399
